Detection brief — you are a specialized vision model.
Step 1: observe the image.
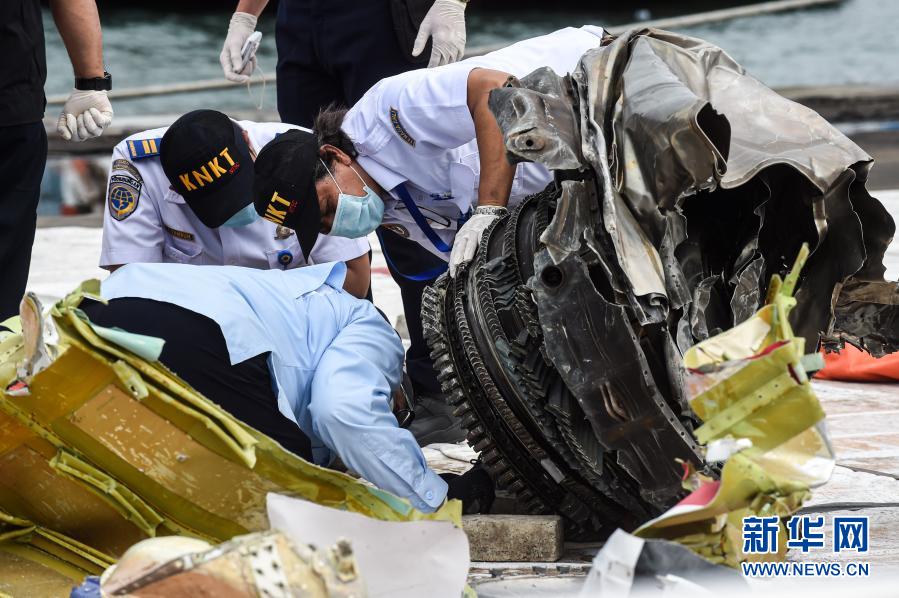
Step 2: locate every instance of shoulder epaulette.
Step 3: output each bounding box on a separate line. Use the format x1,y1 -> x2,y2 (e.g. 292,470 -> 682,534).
126,137 -> 163,160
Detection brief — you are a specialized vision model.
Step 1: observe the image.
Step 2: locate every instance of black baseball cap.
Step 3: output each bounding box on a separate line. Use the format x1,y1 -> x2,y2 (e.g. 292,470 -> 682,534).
253,129 -> 322,259
160,110 -> 254,228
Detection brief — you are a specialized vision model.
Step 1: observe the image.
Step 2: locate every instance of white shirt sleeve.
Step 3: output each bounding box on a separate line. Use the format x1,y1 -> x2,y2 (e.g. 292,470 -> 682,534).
99,144 -> 165,268
306,234 -> 370,265
462,26 -> 605,80
344,26 -> 605,157
348,63 -> 476,155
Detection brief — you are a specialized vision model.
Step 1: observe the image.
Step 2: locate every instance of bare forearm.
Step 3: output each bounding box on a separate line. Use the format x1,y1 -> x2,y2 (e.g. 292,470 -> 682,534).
49,0 -> 105,78
467,69 -> 515,208
235,0 -> 270,17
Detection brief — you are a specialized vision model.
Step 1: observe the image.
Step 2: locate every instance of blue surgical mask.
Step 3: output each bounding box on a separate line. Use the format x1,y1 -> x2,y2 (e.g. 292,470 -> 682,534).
221,203 -> 259,227
322,159 -> 384,239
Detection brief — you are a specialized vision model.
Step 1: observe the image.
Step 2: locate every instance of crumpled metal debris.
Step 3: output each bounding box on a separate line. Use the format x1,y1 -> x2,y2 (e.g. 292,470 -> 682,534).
636,245 -> 834,566
98,531 -> 365,597
822,278 -> 899,357
424,28 -> 895,538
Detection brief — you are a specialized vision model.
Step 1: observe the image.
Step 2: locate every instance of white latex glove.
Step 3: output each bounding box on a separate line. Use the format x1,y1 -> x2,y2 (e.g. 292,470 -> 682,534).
449,210 -> 501,277
56,90 -> 113,142
412,0 -> 467,68
220,12 -> 258,83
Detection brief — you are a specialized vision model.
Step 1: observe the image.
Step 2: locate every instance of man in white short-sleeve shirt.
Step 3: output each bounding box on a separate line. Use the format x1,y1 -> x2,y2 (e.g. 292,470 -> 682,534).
251,26 -> 605,273
99,110 -> 371,298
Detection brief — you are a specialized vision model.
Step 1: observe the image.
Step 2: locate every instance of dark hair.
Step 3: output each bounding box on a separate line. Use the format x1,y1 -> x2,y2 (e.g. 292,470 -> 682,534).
312,104 -> 357,182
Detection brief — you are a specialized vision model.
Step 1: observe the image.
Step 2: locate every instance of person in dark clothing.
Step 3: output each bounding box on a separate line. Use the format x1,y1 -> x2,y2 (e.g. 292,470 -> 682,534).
220,0 -> 468,127
219,0 -> 470,443
0,0 -> 113,321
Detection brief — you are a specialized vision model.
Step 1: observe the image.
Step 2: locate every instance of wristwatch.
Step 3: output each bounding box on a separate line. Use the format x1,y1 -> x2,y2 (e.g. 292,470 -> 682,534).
75,71 -> 112,91
474,205 -> 508,217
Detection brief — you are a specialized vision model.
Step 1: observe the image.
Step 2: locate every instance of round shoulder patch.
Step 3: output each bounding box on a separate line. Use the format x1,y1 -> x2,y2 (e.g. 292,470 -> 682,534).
107,174 -> 142,221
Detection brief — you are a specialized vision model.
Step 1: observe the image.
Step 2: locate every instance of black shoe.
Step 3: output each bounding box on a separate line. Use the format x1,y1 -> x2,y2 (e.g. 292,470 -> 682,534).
440,459 -> 495,514
408,394 -> 466,446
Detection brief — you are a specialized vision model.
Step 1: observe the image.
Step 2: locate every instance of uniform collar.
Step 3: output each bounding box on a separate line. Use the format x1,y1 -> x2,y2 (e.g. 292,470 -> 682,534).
235,119 -> 259,158
237,120 -> 310,161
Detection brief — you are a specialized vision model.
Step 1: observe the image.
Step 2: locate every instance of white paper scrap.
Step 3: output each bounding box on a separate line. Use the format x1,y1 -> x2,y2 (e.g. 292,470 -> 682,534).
266,493 -> 470,598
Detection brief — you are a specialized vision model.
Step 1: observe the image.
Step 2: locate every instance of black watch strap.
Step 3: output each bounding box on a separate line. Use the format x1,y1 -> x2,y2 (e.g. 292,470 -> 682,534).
75,71 -> 112,91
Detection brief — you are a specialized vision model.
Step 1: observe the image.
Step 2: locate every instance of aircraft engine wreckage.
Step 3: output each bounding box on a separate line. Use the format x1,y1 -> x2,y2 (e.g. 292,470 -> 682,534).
423,28 -> 899,539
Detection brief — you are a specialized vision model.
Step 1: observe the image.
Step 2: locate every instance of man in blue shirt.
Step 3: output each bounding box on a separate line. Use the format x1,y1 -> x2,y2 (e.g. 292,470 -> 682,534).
80,260 -> 491,513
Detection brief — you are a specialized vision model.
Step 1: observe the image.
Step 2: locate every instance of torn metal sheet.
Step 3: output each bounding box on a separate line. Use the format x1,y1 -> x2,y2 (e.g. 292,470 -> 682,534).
424,27 -> 896,539
0,285 -> 461,577
579,529 -> 744,597
729,257 -> 765,328
491,27 -> 894,338
530,249 -> 702,507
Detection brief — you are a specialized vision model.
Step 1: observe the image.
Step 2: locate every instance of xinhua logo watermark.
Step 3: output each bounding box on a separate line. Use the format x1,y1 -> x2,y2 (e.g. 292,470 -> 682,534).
740,515 -> 870,578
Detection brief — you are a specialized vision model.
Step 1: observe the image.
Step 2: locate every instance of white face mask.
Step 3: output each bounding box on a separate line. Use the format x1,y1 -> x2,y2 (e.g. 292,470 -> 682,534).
321,159 -> 384,238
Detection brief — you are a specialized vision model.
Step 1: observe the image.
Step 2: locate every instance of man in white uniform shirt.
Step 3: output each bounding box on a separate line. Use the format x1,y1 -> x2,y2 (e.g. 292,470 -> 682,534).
252,26 -> 605,268
99,110 -> 371,298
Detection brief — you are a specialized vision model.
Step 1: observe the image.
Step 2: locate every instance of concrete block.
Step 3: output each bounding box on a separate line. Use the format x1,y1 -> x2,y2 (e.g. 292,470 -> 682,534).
463,514 -> 563,562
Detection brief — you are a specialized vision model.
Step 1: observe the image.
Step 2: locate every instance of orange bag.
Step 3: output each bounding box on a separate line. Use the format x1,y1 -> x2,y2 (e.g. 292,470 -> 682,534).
815,344 -> 899,382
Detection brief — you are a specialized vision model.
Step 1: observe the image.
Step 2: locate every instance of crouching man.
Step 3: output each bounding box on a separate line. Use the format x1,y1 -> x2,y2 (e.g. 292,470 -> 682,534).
80,260 -> 488,512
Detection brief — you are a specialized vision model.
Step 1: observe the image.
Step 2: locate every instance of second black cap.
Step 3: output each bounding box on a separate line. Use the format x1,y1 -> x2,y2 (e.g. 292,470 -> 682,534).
253,129 -> 322,259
